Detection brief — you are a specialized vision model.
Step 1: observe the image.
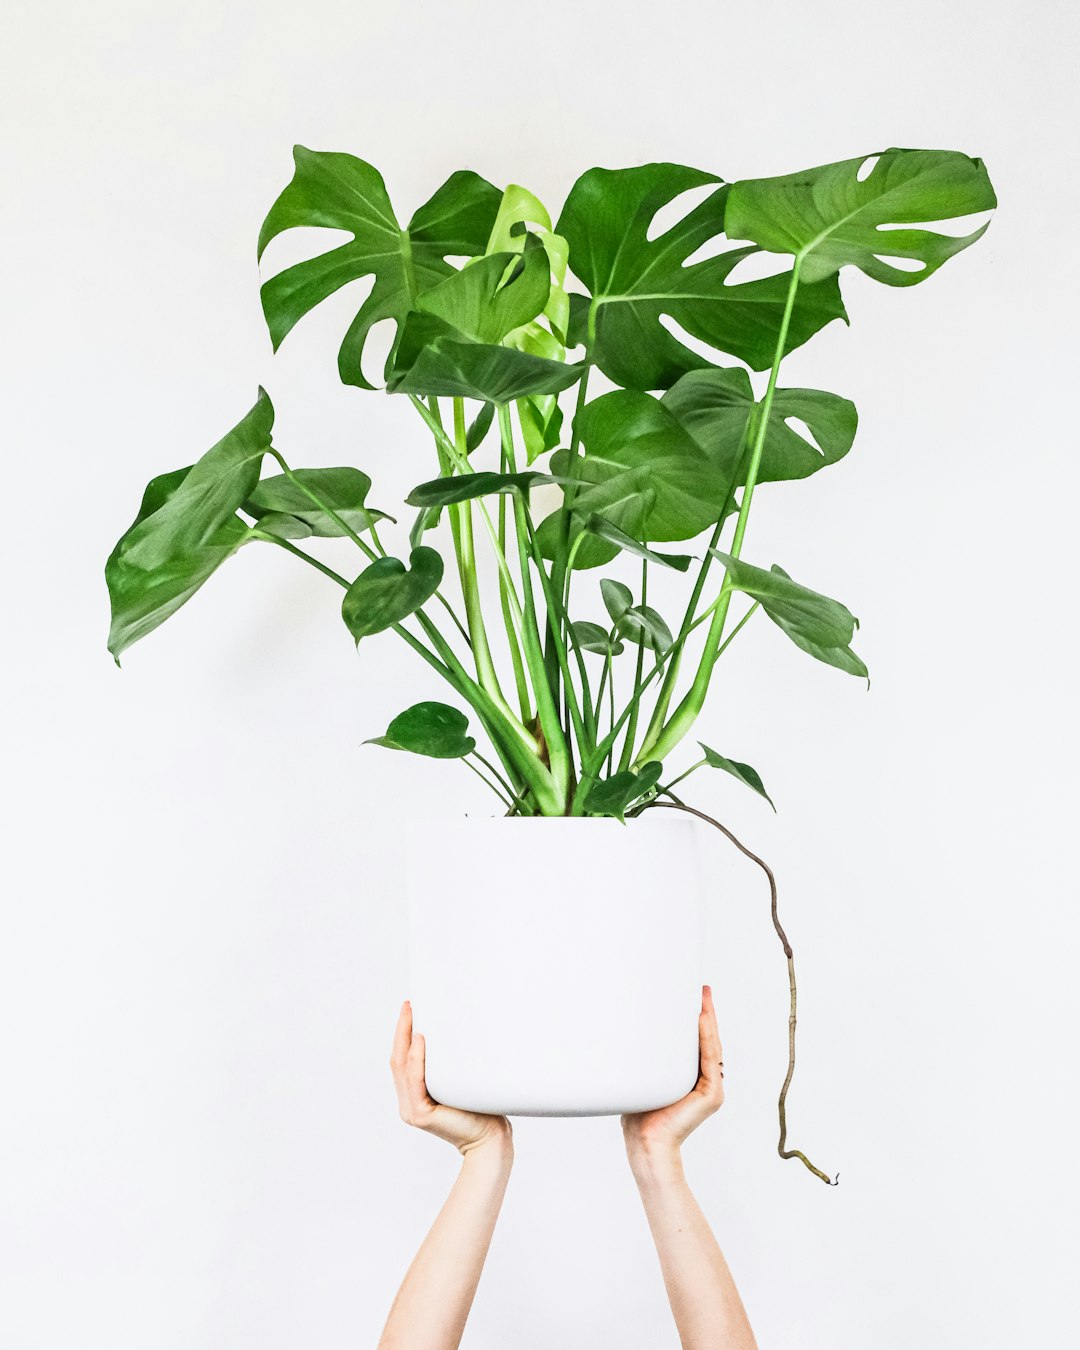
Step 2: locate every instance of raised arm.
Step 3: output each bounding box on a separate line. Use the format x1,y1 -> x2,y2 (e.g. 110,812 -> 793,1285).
378,1001 -> 514,1350
621,986 -> 757,1350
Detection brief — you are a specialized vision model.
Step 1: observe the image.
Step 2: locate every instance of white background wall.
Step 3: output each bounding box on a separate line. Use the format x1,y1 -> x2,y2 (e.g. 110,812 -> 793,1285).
3,1 -> 1077,1345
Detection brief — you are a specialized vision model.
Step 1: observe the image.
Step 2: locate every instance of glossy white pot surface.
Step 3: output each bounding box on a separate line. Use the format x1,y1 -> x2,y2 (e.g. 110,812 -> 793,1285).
406,815 -> 705,1117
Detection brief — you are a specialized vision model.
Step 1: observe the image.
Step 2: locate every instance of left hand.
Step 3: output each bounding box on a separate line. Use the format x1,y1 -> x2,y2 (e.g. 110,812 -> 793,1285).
389,1000 -> 513,1158
621,984 -> 725,1163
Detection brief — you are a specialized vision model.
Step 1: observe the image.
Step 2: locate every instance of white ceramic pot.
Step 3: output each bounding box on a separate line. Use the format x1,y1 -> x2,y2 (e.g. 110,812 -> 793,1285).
406,814 -> 705,1116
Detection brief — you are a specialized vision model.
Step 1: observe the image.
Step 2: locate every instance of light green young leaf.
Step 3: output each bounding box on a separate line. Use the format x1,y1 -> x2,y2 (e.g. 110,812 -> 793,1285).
367,702 -> 476,758
106,391 -> 274,660
259,148 -> 502,387
698,743 -> 775,810
341,547 -> 444,641
725,147 -> 996,286
557,162 -> 847,388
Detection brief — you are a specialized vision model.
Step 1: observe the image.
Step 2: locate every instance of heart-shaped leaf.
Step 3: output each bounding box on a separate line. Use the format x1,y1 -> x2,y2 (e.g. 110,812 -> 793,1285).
366,701 -> 475,758
259,147 -> 502,388
699,743 -> 775,810
583,761 -> 664,821
557,162 -> 847,388
406,470 -> 553,510
712,552 -> 867,678
725,147 -> 996,286
571,621 -> 624,657
106,390 -> 274,661
600,579 -> 633,624
245,467 -> 390,539
559,390 -> 734,542
617,605 -> 673,654
662,368 -> 857,485
341,547 -> 444,641
386,312 -> 585,403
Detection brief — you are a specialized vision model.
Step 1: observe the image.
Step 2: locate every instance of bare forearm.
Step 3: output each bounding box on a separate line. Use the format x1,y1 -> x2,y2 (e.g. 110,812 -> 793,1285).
629,1144 -> 757,1350
379,1135 -> 513,1350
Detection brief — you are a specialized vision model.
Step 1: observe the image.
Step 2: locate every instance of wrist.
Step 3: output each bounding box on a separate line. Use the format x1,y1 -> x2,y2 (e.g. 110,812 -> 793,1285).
459,1120 -> 514,1170
625,1135 -> 684,1185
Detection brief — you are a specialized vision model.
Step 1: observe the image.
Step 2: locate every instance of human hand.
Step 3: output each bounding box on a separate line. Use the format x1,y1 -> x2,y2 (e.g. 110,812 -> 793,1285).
390,1000 -> 513,1160
621,985 -> 725,1170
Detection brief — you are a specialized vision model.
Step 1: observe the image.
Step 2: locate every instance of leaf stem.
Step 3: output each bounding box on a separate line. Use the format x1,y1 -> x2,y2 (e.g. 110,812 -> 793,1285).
463,755 -> 515,809
643,258 -> 803,765
618,559 -> 648,772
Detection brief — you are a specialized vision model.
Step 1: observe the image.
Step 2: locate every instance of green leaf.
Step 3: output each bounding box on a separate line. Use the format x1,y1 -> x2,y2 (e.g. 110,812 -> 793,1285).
600,578 -> 633,623
258,147 -> 502,388
245,467 -> 390,538
711,552 -> 867,678
406,470 -> 552,509
698,743 -> 775,810
556,162 -> 847,387
386,312 -> 585,403
341,546 -> 444,641
725,147 -> 996,286
466,401 -> 495,452
540,390 -> 737,569
584,517 -> 693,572
662,368 -> 857,485
416,248 -> 550,344
366,701 -> 475,759
583,761 -> 663,821
571,621 -> 624,656
106,391 -> 274,660
617,605 -> 673,653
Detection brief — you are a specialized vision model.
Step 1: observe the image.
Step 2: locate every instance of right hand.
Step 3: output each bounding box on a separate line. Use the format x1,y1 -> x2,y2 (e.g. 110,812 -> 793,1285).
390,1000 -> 513,1158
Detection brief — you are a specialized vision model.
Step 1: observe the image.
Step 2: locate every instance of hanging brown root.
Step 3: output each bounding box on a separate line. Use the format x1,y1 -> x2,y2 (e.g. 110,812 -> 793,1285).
644,793 -> 838,1186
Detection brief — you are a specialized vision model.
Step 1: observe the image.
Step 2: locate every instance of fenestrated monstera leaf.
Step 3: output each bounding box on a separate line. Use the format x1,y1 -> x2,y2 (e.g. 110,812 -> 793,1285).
258,147 -> 502,388
386,312 -> 584,403
725,147 -> 996,286
661,367 -> 857,485
556,163 -> 847,389
712,552 -> 867,678
106,391 -> 274,661
244,467 -> 390,539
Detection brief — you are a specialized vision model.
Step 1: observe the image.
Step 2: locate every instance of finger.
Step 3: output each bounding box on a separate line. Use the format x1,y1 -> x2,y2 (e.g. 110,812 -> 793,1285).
696,987 -> 725,1101
406,1030 -> 434,1113
389,1000 -> 413,1072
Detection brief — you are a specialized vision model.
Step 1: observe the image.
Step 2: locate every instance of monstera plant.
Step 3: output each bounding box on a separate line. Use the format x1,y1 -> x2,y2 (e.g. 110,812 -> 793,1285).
106,146 -> 995,1179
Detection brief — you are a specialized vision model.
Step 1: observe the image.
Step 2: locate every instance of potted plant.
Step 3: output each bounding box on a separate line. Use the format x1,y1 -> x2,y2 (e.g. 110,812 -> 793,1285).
106,146 -> 995,1181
